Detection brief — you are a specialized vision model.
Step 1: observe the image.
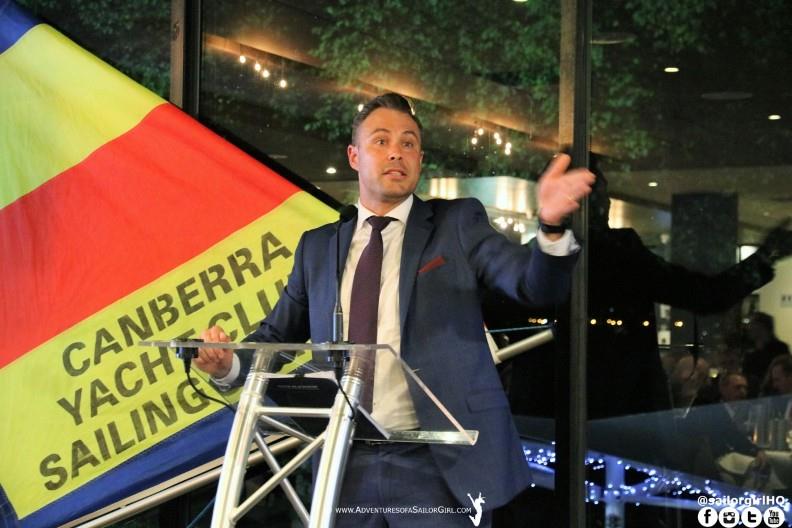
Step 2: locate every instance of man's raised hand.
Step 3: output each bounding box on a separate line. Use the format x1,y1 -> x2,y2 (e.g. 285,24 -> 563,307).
536,153 -> 595,226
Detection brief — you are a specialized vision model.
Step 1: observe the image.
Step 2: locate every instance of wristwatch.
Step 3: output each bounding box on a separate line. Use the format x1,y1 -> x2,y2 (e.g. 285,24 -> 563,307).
537,215 -> 569,234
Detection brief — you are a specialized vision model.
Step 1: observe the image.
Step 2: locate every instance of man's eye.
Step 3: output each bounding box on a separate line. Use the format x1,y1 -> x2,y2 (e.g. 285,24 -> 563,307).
375,138 -> 386,145
403,142 -> 414,148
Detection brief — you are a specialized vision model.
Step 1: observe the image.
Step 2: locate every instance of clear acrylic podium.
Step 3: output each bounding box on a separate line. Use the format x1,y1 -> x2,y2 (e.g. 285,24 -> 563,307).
141,340 -> 478,528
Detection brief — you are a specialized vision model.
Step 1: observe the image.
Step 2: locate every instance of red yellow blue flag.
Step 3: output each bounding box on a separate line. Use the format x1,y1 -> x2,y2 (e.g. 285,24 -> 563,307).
0,2 -> 334,525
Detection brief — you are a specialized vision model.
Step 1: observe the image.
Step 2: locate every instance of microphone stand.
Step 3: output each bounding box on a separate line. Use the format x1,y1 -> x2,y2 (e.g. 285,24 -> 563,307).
331,205 -> 356,383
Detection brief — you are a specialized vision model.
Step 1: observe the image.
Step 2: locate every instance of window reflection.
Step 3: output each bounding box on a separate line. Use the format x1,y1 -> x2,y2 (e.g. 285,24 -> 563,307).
584,0 -> 792,525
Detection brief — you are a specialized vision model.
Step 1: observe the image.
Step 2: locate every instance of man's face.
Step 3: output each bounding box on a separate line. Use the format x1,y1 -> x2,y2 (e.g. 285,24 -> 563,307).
771,366 -> 792,394
720,374 -> 748,402
347,108 -> 422,214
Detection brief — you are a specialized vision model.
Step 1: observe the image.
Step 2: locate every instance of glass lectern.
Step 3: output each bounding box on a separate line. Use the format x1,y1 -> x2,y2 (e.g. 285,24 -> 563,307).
140,340 -> 478,528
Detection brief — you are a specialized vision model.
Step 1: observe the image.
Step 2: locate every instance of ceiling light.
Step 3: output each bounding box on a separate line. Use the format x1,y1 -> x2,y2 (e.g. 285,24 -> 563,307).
357,104 -> 364,112
476,128 -> 485,136
768,114 -> 781,121
663,66 -> 679,73
254,62 -> 261,72
238,55 -> 247,64
471,137 -> 478,145
648,181 -> 658,187
261,69 -> 270,79
278,79 -> 288,88
326,167 -> 337,174
495,138 -> 503,145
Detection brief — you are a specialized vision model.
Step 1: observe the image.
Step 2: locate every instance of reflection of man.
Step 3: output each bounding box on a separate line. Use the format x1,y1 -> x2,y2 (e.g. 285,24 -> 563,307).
488,156 -> 791,420
194,93 -> 594,526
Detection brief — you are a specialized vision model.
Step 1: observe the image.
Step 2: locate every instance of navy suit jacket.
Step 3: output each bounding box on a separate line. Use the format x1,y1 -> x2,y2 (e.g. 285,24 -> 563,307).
238,196 -> 576,508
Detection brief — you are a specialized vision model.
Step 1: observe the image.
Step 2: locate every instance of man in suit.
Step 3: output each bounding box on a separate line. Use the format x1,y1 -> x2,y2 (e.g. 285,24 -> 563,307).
194,93 -> 594,527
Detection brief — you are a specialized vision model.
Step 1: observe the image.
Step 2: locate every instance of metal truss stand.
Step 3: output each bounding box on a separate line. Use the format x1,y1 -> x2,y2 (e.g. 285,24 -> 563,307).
143,341 -> 476,528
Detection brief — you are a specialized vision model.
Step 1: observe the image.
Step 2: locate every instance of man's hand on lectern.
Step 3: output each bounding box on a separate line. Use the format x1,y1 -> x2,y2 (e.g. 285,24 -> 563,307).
195,325 -> 233,379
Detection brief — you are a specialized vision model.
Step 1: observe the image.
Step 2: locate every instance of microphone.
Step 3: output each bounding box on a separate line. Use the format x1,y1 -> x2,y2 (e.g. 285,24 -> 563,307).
332,205 -> 356,384
332,205 -> 357,343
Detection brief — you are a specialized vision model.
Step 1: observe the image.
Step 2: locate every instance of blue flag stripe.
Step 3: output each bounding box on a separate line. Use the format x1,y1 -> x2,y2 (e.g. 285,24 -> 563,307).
0,1 -> 38,55
20,411 -> 234,528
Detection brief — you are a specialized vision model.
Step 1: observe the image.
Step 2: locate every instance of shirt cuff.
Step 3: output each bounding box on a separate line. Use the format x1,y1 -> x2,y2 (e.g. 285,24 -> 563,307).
536,230 -> 580,256
211,353 -> 240,389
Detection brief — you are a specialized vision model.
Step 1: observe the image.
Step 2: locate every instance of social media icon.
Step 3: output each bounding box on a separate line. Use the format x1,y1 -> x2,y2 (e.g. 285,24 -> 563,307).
741,506 -> 762,528
764,506 -> 786,527
697,506 -> 718,527
719,507 -> 739,528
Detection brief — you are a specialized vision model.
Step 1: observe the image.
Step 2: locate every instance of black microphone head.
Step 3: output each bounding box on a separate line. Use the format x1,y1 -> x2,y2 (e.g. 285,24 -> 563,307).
338,204 -> 357,223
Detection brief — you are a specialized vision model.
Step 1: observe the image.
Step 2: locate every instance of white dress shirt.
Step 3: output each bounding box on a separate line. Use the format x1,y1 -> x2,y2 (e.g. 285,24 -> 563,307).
345,196 -> 418,431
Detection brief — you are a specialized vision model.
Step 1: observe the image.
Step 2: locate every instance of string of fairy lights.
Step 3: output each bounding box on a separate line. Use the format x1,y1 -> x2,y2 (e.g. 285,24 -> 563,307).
522,440 -> 792,516
238,54 -> 289,89
469,126 -> 514,156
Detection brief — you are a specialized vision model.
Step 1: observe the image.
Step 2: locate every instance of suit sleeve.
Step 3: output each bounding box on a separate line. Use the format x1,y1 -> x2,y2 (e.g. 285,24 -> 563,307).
456,198 -> 577,306
628,230 -> 774,313
231,232 -> 312,384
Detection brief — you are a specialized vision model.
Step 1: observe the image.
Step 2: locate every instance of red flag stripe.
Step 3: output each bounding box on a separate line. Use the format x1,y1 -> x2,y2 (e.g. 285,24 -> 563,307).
0,103 -> 300,367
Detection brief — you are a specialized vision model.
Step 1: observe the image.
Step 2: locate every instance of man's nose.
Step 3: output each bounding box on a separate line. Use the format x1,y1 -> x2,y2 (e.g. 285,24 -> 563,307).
388,150 -> 402,161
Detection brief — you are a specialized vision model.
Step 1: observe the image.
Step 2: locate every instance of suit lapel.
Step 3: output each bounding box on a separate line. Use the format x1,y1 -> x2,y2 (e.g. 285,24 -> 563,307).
399,197 -> 434,333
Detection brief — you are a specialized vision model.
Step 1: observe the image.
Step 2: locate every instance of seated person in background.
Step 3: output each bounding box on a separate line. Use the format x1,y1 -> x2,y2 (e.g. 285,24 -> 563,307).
670,355 -> 712,409
744,312 -> 790,397
687,372 -> 789,491
764,354 -> 792,417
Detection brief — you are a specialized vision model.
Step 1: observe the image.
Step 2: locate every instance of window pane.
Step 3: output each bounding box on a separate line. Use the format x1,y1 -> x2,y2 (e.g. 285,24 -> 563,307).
589,1 -> 792,525
200,1 -> 560,239
200,1 -> 566,523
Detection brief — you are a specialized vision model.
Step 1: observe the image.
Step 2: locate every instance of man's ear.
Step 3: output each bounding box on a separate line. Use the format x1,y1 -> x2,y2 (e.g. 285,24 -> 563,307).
347,144 -> 358,170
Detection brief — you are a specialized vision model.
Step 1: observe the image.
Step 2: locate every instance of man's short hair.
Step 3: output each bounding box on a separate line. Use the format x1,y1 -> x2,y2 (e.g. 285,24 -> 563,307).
351,93 -> 423,144
769,354 -> 792,376
718,371 -> 746,390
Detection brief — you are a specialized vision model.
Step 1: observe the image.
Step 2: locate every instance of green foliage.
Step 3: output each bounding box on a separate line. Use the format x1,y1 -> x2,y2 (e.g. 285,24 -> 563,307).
16,0 -> 170,97
23,0 -> 789,176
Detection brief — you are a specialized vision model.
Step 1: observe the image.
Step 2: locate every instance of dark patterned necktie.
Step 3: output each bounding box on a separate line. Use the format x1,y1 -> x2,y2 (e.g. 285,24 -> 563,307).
348,216 -> 394,412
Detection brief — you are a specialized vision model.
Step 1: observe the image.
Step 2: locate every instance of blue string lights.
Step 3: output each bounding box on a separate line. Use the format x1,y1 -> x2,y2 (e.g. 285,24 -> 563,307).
522,439 -> 791,521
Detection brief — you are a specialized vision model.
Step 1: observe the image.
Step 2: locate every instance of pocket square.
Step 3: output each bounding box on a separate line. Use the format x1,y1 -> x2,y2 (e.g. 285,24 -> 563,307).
418,255 -> 447,274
